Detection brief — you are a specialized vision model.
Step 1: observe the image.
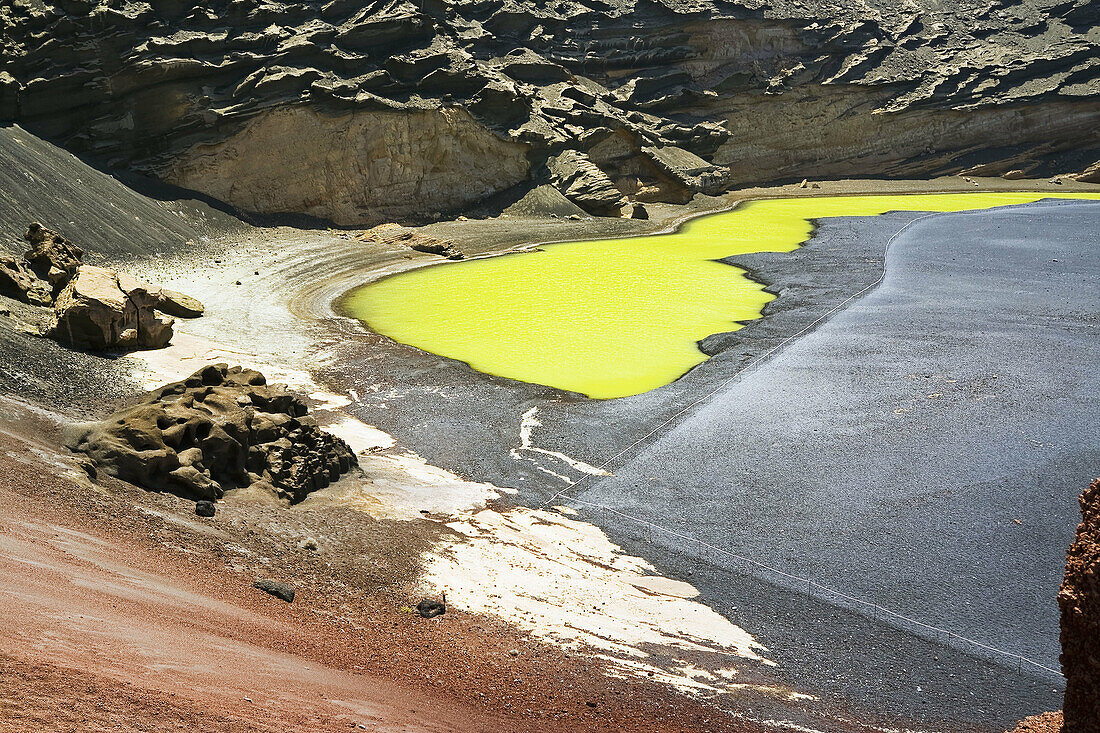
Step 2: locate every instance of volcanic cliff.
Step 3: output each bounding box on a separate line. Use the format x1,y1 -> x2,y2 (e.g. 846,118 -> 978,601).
1,0 -> 1098,224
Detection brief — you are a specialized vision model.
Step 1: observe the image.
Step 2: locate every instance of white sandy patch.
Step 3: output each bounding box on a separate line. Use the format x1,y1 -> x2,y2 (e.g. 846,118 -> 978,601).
510,406 -> 610,482
422,505 -> 778,694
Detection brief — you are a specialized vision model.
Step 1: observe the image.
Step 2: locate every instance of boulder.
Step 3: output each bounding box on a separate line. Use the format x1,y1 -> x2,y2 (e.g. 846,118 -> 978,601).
254,579 -> 295,603
0,255 -> 53,306
155,288 -> 205,318
1060,477 -> 1100,733
416,598 -> 446,618
546,151 -> 626,216
23,222 -> 84,295
65,364 -> 359,504
195,500 -> 216,517
47,265 -> 174,351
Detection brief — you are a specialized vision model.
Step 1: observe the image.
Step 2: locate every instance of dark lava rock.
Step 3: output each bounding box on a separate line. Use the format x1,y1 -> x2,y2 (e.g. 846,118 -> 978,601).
416,598 -> 446,618
1060,477 -> 1100,733
64,364 -> 358,504
195,500 -> 216,517
254,579 -> 295,603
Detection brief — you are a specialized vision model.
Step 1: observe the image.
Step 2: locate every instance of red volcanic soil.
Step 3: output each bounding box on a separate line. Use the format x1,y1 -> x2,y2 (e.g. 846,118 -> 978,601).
0,412 -> 762,733
1006,711 -> 1063,733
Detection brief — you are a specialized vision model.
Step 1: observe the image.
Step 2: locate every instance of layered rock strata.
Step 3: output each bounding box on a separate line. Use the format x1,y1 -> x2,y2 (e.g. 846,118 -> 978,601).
66,364 -> 358,504
1060,478 -> 1100,733
1,0 -> 1096,224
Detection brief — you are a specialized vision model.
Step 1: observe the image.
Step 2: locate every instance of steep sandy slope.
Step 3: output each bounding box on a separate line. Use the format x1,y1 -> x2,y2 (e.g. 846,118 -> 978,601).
1,0 -> 1097,224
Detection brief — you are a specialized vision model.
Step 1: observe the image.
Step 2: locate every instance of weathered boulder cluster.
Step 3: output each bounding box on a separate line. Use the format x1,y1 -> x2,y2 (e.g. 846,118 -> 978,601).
0,222 -> 203,350
66,364 -> 358,504
1,0 -> 1096,224
0,222 -> 83,307
1060,478 -> 1100,733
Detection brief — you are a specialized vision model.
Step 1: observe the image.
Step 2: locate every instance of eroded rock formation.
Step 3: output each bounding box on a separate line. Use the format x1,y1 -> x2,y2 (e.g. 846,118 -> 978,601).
66,364 -> 358,504
1,0 -> 1096,224
1060,478 -> 1100,733
47,265 -> 176,351
0,222 -> 81,305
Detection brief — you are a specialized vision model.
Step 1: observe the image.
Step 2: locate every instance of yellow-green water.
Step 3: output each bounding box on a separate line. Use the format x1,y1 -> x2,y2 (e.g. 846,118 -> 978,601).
342,192 -> 1100,399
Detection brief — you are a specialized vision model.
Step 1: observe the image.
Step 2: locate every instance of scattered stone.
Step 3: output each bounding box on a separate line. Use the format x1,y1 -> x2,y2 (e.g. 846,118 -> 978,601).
64,364 -> 358,503
47,265 -> 174,351
416,598 -> 446,618
195,500 -> 216,517
1060,478 -> 1100,733
254,578 -> 295,603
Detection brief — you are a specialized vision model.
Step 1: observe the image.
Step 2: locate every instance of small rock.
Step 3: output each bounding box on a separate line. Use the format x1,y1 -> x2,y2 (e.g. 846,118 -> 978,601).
416,598 -> 446,618
629,203 -> 648,220
195,500 -> 216,517
254,578 -> 295,603
799,178 -> 808,188
508,649 -> 520,657
297,536 -> 319,551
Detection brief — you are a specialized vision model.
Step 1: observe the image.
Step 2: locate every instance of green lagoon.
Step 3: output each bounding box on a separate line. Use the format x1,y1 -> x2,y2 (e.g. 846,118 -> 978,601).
342,192 -> 1100,399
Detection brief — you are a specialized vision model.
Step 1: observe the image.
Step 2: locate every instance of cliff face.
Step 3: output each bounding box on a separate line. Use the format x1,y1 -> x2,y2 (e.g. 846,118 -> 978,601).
1060,478 -> 1100,733
1,0 -> 1097,224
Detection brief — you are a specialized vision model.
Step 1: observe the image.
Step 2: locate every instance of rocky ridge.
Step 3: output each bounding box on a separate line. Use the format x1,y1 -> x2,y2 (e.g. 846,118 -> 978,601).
0,0 -> 1096,224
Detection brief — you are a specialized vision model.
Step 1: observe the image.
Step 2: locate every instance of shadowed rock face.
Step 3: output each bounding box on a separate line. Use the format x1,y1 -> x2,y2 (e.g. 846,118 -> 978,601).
1,1 -> 1097,223
1060,478 -> 1100,733
65,364 -> 358,504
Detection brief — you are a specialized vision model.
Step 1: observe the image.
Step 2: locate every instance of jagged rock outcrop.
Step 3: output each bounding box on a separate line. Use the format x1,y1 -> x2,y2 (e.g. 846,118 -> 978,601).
0,222 -> 81,305
0,254 -> 51,306
547,150 -> 627,215
65,364 -> 358,504
0,1 -> 1097,224
1059,478 -> 1100,733
23,222 -> 82,295
47,265 -> 175,351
